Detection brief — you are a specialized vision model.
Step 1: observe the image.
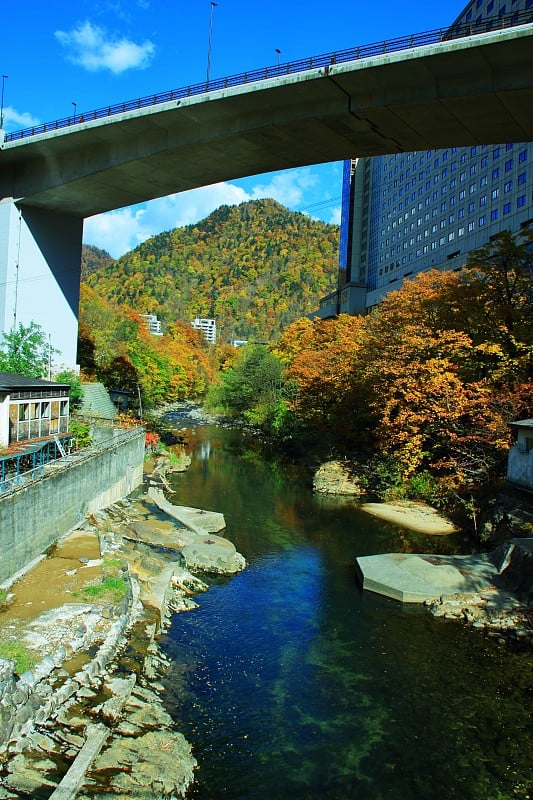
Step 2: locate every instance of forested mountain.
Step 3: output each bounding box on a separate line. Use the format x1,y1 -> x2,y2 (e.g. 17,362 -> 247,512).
81,244 -> 114,278
84,199 -> 339,342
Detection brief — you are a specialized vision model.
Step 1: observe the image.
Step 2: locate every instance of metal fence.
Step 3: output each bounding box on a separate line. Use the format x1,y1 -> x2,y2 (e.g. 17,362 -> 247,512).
0,426 -> 144,497
5,10 -> 533,144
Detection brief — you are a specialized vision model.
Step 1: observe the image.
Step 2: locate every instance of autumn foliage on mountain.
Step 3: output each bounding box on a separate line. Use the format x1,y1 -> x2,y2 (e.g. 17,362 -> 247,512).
81,244 -> 115,278
78,284 -> 214,407
84,199 -> 339,343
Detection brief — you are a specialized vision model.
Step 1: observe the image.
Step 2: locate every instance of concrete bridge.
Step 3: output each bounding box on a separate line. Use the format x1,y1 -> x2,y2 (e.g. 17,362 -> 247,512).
0,19 -> 532,364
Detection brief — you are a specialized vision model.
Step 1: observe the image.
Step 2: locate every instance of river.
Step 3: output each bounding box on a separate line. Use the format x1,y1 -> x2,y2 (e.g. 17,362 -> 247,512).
159,422 -> 531,800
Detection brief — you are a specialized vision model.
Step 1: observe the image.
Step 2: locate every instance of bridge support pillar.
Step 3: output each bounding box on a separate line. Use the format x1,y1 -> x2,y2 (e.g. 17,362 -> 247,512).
0,198 -> 82,369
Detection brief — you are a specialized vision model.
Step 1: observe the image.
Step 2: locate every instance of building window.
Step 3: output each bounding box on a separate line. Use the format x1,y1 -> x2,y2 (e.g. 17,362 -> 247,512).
517,195 -> 526,208
493,148 -> 500,159
480,195 -> 487,207
491,209 -> 498,220
518,172 -> 526,185
491,188 -> 500,199
458,226 -> 465,236
479,215 -> 486,226
492,168 -> 500,179
481,156 -> 488,167
519,150 -> 527,162
504,202 -> 511,214
505,159 -> 513,172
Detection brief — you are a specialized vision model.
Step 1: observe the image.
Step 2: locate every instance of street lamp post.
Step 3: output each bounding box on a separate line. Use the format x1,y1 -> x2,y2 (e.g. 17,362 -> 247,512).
206,1 -> 217,84
275,48 -> 281,66
72,101 -> 77,122
0,75 -> 8,129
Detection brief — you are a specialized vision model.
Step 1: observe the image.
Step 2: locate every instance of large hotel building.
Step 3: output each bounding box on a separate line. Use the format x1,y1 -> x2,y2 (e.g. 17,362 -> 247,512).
317,0 -> 533,318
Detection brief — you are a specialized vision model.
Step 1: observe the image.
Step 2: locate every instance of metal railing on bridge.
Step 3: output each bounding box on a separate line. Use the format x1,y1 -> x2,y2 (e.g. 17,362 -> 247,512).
4,9 -> 533,144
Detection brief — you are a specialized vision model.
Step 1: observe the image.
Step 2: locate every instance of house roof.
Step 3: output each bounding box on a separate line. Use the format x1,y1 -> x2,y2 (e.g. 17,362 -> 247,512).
79,383 -> 116,420
510,418 -> 533,429
0,371 -> 70,391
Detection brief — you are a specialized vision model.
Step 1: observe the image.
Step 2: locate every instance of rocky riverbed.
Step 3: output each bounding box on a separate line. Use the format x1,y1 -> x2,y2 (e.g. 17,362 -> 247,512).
316,460 -> 532,649
0,446 -> 245,799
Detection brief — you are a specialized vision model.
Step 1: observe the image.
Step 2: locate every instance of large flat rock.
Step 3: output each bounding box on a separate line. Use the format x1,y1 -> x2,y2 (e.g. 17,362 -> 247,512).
148,488 -> 226,534
356,552 -> 498,603
360,501 -> 457,535
182,534 -> 245,575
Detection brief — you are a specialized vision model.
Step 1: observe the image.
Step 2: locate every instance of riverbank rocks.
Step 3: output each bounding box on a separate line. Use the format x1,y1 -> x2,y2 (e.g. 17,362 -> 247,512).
313,461 -> 363,496
426,586 -> 532,648
85,729 -> 196,799
0,417 -> 246,798
147,487 -> 246,574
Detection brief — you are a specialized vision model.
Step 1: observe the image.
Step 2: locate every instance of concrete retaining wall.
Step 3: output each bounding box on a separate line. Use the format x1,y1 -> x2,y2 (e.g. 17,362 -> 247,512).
0,428 -> 145,585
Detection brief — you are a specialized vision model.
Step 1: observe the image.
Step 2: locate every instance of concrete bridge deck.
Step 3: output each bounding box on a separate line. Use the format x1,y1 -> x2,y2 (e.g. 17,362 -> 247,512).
1,23 -> 532,217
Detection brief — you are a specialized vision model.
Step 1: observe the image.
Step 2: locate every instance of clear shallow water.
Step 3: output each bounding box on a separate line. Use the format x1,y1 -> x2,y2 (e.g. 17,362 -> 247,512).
161,425 -> 531,800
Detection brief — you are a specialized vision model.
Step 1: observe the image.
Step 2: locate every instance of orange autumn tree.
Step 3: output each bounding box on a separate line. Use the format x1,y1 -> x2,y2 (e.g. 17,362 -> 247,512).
361,316 -> 510,487
356,234 -> 532,490
275,314 -> 369,445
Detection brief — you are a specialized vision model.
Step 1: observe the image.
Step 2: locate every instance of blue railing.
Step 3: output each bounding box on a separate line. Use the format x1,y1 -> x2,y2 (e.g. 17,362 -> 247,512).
5,10 -> 532,144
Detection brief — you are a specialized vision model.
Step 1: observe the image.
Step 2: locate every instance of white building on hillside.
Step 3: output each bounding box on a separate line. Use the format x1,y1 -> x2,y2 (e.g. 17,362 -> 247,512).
191,317 -> 216,344
139,314 -> 163,335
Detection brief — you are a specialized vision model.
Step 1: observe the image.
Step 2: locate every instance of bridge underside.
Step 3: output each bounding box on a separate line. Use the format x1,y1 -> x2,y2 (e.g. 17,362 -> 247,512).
1,26 -> 532,218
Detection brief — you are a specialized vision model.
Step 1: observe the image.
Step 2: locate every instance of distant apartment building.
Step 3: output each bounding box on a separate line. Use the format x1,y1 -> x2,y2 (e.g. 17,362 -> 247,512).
317,0 -> 533,319
191,317 -> 217,344
139,314 -> 163,335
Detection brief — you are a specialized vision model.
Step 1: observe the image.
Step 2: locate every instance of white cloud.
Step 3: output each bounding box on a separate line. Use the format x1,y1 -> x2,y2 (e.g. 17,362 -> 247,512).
329,206 -> 342,225
55,21 -> 155,74
248,169 -> 319,207
2,106 -> 40,132
84,167 -> 341,258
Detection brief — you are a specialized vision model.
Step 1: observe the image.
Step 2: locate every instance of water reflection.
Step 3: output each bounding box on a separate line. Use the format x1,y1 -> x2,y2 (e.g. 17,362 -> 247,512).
161,426 -> 531,800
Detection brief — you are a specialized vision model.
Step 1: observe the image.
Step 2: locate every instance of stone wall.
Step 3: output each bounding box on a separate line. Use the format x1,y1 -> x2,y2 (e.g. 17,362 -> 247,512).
0,427 -> 145,585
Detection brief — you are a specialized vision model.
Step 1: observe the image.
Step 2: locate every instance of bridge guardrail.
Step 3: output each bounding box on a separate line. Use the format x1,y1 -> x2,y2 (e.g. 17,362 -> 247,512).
5,10 -> 533,144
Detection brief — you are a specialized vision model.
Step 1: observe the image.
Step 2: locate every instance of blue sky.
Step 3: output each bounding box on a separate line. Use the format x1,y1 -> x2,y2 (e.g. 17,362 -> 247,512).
3,0 -> 466,258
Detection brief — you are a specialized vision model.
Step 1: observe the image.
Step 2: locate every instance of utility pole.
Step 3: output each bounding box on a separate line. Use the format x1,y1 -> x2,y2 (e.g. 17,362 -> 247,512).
206,1 -> 217,84
0,75 -> 8,130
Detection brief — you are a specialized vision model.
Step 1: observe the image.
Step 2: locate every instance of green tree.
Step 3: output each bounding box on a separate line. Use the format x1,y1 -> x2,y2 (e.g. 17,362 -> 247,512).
208,345 -> 285,426
0,322 -> 56,378
55,369 -> 83,410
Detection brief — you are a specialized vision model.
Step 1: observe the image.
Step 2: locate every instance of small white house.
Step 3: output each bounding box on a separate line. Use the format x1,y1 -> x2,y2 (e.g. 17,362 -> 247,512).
507,419 -> 533,491
0,372 -> 70,449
